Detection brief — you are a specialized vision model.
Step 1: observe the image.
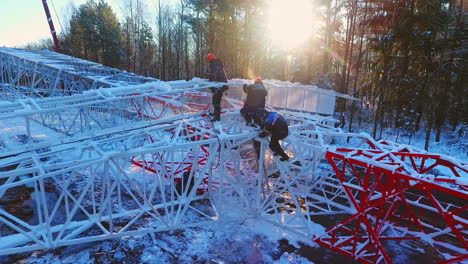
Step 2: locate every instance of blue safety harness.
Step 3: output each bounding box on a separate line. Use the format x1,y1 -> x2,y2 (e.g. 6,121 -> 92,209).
265,112 -> 280,125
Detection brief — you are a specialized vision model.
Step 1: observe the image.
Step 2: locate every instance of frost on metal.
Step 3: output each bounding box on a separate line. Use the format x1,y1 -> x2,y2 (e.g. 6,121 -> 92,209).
320,140 -> 468,264
0,47 -> 157,100
0,78 -> 231,157
0,49 -> 466,264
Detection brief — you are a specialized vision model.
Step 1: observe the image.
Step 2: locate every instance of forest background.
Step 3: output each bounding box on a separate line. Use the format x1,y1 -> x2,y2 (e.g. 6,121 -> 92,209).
25,0 -> 468,150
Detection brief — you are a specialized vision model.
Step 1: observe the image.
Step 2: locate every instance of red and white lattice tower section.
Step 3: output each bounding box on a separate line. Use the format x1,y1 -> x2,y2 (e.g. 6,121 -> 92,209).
317,140 -> 468,264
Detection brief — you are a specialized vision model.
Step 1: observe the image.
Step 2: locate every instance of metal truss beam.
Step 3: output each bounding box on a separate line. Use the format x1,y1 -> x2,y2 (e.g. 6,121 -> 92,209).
0,80 -> 228,157
318,146 -> 468,264
0,112 -> 351,256
1,48 -> 466,264
0,116 -> 259,255
0,48 -> 157,100
1,97 -> 466,264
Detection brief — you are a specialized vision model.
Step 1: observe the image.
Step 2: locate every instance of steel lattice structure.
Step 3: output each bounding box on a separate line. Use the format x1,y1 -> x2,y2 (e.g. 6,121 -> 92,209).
0,48 -> 157,100
0,115 -> 257,255
0,79 -> 230,157
0,48 -> 466,264
0,107 -> 347,255
318,142 -> 468,264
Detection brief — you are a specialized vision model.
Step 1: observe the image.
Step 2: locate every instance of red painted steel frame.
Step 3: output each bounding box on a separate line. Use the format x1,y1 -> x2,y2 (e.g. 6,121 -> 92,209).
130,123 -> 212,192
317,149 -> 468,264
128,92 -> 239,192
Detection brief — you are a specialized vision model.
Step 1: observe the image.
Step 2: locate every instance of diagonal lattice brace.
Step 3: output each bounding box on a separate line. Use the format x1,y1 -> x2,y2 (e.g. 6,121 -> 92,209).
318,148 -> 468,264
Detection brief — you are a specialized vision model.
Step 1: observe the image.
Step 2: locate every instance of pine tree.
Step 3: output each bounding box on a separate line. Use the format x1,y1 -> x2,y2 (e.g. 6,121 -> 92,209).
65,0 -> 122,68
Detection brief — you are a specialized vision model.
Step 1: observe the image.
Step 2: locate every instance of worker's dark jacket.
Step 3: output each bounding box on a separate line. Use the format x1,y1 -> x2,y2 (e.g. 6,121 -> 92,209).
262,112 -> 289,140
208,59 -> 228,92
243,82 -> 268,112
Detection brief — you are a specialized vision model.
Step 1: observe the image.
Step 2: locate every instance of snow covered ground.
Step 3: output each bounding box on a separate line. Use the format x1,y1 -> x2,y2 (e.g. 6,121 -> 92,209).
0,219 -> 316,264
0,201 -> 447,264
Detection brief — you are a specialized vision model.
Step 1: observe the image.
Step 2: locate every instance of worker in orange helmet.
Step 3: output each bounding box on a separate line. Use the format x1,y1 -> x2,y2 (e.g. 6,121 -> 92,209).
207,53 -> 229,122
241,77 -> 268,125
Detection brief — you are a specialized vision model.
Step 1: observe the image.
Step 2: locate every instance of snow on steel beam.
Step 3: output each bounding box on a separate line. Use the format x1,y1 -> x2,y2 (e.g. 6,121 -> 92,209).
0,48 -> 158,100
318,146 -> 468,264
0,79 -> 229,157
231,125 -> 381,241
0,116 -> 263,255
0,111 -> 360,256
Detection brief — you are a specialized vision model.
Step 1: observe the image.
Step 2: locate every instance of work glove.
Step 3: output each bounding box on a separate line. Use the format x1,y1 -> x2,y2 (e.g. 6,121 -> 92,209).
259,131 -> 269,138
280,154 -> 290,162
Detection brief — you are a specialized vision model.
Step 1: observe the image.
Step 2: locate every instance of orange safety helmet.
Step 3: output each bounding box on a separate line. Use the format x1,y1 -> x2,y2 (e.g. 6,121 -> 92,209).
254,77 -> 263,83
207,53 -> 216,61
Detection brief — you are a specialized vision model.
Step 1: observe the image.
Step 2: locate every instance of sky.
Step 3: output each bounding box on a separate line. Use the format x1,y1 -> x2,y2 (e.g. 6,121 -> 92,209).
0,0 -> 319,50
0,0 -> 121,47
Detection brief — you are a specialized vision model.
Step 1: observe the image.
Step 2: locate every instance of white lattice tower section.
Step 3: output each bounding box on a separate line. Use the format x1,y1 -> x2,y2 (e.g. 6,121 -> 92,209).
0,79 -> 233,157
1,48 -> 466,263
0,107 -> 367,255
0,47 -> 156,100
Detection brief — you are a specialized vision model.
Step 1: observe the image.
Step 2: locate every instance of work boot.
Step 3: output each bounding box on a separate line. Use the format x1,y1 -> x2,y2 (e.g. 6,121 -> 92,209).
292,160 -> 302,166
280,154 -> 289,162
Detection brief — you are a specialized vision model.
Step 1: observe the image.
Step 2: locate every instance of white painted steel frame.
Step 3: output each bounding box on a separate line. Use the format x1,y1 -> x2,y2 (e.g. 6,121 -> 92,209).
0,111 -> 344,254
1,48 -> 465,262
1,104 -> 465,259
228,79 -> 358,116
0,117 -> 260,255
0,79 -> 228,157
0,112 -> 352,256
0,48 -> 157,100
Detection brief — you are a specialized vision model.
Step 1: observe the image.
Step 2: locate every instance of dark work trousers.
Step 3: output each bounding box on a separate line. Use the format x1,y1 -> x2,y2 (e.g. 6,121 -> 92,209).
269,124 -> 289,159
211,90 -> 223,120
253,136 -> 287,159
253,139 -> 261,159
241,107 -> 264,125
241,108 -> 256,124
269,135 -> 288,158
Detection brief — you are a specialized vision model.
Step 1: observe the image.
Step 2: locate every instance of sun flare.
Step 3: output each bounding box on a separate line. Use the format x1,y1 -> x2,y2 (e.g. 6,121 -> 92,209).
266,0 -> 316,50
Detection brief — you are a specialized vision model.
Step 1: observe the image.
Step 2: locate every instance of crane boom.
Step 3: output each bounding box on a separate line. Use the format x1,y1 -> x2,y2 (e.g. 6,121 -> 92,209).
41,0 -> 62,52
